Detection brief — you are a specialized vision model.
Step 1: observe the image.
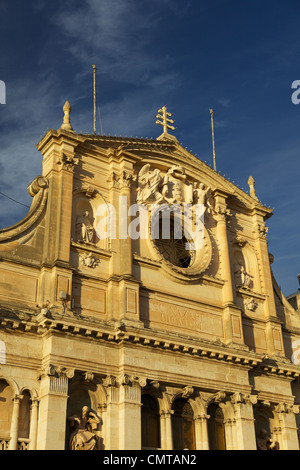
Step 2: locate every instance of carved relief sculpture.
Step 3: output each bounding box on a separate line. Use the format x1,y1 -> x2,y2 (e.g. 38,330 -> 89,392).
244,297 -> 258,312
137,164 -> 200,206
76,211 -> 95,244
137,164 -> 164,204
68,406 -> 100,450
162,165 -> 187,203
79,252 -> 100,268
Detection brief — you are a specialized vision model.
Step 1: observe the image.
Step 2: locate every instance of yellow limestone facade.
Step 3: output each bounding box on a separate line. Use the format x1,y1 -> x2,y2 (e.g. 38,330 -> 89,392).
0,102 -> 300,451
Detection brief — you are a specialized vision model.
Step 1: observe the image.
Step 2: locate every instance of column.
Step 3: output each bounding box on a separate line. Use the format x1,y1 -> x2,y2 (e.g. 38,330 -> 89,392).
275,403 -> 300,450
29,399 -> 39,450
160,410 -> 173,450
230,393 -> 257,450
37,365 -> 74,450
9,394 -> 23,450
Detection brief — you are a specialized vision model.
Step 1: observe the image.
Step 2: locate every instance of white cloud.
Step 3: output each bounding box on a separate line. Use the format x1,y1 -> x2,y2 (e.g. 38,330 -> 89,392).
53,0 -> 178,87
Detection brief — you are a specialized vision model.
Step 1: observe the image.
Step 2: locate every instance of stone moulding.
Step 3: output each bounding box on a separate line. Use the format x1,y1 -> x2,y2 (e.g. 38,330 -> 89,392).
1,306 -> 300,382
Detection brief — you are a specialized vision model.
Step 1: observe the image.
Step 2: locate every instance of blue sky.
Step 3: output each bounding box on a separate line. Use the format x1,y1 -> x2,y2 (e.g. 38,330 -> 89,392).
0,0 -> 299,296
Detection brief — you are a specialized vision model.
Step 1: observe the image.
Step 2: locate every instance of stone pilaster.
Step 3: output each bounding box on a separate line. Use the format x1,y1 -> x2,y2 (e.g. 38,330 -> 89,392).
118,375 -> 145,450
102,375 -> 119,450
214,190 -> 245,347
275,402 -> 300,450
194,414 -> 210,450
252,215 -> 284,357
230,392 -> 257,450
37,365 -> 74,450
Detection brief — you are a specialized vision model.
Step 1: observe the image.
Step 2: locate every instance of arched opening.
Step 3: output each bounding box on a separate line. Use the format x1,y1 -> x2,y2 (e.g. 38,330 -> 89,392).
0,379 -> 13,444
18,390 -> 31,439
207,403 -> 226,450
171,398 -> 195,450
254,404 -> 279,450
141,394 -> 160,449
66,387 -> 92,450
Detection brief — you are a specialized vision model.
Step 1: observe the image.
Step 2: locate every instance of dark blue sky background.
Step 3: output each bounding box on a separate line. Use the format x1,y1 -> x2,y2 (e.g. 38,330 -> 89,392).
0,0 -> 299,295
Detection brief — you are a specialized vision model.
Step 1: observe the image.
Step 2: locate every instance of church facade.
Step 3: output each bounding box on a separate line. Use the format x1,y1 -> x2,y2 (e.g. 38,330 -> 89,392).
0,102 -> 300,450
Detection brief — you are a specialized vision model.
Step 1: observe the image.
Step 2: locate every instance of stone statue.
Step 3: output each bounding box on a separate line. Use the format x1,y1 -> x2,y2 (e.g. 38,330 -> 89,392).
256,428 -> 279,450
76,211 -> 94,243
248,175 -> 259,201
194,182 -> 211,209
137,164 -> 164,204
68,406 -> 100,450
234,263 -> 252,290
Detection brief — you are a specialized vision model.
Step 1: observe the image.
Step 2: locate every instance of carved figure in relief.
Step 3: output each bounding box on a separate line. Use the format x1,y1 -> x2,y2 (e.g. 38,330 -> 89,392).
68,406 -> 100,450
162,165 -> 187,203
256,429 -> 279,450
137,164 -> 164,204
76,211 -> 94,243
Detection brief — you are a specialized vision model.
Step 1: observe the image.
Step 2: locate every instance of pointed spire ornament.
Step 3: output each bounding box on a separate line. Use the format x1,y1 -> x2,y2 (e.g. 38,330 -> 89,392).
61,101 -> 73,131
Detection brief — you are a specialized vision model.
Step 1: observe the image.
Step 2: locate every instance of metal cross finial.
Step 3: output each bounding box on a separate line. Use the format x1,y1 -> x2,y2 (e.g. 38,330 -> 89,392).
156,105 -> 175,135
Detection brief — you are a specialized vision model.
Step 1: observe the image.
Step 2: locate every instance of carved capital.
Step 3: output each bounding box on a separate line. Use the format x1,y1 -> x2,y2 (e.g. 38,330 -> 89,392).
231,392 -> 257,406
118,373 -> 131,387
214,204 -> 230,223
107,171 -> 134,189
84,372 -> 94,382
213,391 -> 226,403
275,402 -> 300,415
38,364 -> 74,381
57,153 -> 79,172
12,394 -> 24,404
134,377 -> 147,388
253,223 -> 268,239
194,414 -> 210,423
102,375 -> 117,388
160,410 -> 174,418
182,386 -> 194,398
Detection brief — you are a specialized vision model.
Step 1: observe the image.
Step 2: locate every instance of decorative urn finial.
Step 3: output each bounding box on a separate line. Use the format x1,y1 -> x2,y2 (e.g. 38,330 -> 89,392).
61,101 -> 73,131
